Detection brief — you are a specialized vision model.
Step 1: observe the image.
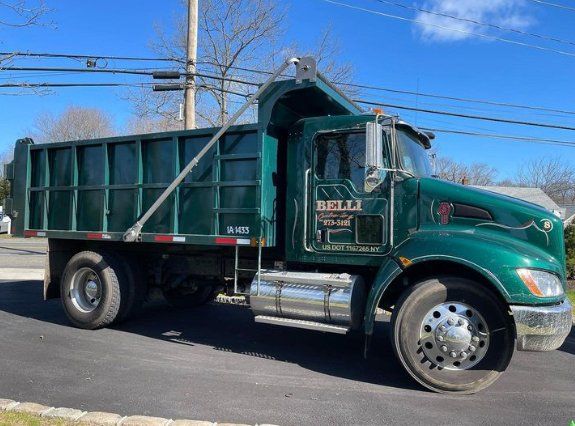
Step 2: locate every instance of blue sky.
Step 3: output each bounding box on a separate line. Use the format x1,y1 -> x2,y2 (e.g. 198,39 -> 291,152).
0,0 -> 574,180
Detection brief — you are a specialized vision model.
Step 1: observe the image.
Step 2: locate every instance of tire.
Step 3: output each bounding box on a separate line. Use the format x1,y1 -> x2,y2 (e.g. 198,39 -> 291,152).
390,276 -> 514,394
162,276 -> 218,308
60,251 -> 125,330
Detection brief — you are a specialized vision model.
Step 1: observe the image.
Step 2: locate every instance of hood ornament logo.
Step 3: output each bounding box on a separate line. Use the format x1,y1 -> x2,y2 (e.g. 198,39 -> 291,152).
437,202 -> 452,225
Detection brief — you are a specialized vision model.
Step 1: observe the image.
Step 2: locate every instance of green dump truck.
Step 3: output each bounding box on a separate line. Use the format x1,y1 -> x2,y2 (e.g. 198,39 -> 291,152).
4,58 -> 572,394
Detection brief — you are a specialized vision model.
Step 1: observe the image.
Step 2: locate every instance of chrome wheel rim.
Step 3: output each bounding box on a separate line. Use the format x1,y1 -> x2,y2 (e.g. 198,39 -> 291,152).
419,302 -> 489,370
70,267 -> 102,313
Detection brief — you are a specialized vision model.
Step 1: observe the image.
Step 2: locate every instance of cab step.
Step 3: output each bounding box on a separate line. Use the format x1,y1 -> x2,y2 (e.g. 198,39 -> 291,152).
254,315 -> 350,334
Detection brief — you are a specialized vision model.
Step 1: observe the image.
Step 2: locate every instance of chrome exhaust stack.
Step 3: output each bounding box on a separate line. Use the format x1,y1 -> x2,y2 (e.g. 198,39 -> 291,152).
249,270 -> 366,334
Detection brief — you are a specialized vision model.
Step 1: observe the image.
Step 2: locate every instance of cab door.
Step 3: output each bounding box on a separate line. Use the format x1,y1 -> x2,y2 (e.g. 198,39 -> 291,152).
308,130 -> 390,255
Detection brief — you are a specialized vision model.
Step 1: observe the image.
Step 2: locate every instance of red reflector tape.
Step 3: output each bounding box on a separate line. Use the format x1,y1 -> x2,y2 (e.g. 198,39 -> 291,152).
215,237 -> 237,245
24,230 -> 46,237
87,233 -> 111,240
154,235 -> 186,243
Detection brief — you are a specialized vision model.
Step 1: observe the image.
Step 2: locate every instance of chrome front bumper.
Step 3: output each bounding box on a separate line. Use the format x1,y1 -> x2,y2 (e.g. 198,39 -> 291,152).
511,299 -> 573,351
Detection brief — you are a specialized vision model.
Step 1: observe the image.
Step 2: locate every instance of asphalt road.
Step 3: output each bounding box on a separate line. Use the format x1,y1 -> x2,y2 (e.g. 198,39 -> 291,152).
0,238 -> 573,425
0,238 -> 46,269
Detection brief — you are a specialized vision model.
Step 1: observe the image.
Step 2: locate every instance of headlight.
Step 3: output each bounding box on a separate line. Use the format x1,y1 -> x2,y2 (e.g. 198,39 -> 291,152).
516,269 -> 564,297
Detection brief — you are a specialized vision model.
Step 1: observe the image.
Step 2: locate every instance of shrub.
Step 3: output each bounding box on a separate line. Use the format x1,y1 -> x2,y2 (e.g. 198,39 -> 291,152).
566,225 -> 575,279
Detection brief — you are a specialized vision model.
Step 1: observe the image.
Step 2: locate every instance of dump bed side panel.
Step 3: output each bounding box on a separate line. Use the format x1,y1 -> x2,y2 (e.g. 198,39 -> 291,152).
14,124 -> 278,246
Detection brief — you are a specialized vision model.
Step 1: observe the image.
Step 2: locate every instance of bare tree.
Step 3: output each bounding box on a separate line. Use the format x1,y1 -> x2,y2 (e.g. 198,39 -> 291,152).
128,0 -> 355,130
435,156 -> 498,186
0,1 -> 53,97
515,157 -> 575,204
30,106 -> 115,143
125,88 -> 183,130
0,0 -> 50,28
126,115 -> 182,135
297,26 -> 356,92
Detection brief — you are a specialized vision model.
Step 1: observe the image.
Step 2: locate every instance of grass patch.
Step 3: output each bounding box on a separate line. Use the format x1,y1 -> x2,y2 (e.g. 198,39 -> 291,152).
0,412 -> 74,426
567,289 -> 575,306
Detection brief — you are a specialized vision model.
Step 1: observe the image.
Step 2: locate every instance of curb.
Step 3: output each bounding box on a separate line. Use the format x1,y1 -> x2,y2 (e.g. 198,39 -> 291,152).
0,398 -> 277,426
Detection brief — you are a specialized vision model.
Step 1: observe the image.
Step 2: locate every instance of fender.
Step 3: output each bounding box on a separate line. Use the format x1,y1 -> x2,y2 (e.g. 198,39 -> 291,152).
363,229 -> 565,336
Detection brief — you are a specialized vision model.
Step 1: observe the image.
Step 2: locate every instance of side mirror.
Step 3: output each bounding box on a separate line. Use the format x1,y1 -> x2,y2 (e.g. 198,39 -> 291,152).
364,121 -> 386,192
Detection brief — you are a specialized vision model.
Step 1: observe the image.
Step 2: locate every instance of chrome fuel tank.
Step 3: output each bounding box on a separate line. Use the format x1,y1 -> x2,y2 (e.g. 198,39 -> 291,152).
249,270 -> 366,329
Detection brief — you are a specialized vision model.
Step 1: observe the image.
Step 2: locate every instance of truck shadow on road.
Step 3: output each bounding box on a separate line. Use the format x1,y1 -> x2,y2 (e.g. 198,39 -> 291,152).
0,280 -> 423,391
1,280 -> 573,391
124,303 -> 424,391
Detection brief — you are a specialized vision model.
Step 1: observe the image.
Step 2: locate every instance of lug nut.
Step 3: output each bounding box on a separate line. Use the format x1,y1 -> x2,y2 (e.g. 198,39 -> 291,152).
441,345 -> 448,352
467,325 -> 473,331
472,336 -> 480,342
457,318 -> 465,326
450,351 -> 457,358
437,335 -> 444,342
439,325 -> 446,331
460,351 -> 468,359
447,318 -> 455,326
469,345 -> 476,352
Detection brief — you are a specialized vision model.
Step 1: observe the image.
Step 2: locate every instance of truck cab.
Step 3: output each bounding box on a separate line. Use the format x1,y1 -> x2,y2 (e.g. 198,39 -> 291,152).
270,107 -> 572,393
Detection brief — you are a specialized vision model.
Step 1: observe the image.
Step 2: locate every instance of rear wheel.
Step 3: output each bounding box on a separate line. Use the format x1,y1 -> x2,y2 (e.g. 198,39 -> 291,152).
391,276 -> 514,394
60,251 -> 125,330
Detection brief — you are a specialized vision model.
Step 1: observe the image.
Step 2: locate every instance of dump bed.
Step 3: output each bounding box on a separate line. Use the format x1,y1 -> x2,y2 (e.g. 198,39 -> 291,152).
6,73 -> 361,247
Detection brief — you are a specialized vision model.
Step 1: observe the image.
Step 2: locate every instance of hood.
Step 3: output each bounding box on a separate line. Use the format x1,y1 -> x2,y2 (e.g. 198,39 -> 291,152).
418,178 -> 566,276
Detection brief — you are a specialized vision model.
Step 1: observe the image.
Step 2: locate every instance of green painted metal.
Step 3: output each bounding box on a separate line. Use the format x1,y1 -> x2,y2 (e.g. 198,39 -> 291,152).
9,75 -> 361,247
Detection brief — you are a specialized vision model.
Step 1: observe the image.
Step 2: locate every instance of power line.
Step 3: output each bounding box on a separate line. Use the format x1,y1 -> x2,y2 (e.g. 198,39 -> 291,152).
371,0 -> 575,48
0,82 -> 154,88
422,127 -> 575,148
0,71 -> 81,80
0,51 -> 181,63
0,66 -> 155,76
0,81 -> 250,97
0,66 -> 261,86
196,60 -> 575,117
356,98 -> 575,131
526,0 -> 575,12
340,82 -> 575,117
4,65 -> 575,132
5,53 -> 574,117
320,0 -> 575,59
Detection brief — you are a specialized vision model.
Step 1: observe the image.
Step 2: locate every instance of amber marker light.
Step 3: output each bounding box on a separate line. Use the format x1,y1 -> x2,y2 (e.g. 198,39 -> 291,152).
398,256 -> 412,267
517,269 -> 544,297
250,237 -> 266,247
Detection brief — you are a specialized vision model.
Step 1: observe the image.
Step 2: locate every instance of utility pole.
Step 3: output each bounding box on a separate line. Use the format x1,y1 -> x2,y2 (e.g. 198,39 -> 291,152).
184,0 -> 198,129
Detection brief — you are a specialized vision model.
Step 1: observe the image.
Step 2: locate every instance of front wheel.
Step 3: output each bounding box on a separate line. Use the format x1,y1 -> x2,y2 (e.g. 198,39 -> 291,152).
391,276 -> 515,394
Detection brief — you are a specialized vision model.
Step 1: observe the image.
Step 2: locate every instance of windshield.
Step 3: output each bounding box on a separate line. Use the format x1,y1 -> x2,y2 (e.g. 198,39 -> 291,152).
396,129 -> 433,177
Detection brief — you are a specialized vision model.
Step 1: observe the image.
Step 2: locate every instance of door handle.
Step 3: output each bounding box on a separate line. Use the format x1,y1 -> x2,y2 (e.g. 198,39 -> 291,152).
303,168 -> 313,252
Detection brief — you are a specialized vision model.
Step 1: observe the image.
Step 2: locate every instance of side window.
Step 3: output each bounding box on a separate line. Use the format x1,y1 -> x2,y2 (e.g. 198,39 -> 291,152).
315,132 -> 366,192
